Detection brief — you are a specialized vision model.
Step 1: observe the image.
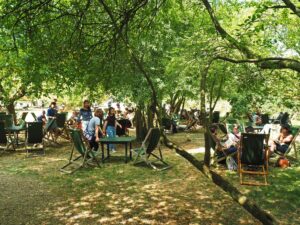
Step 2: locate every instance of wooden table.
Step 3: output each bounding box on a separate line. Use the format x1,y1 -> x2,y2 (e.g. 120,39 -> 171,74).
100,136 -> 136,163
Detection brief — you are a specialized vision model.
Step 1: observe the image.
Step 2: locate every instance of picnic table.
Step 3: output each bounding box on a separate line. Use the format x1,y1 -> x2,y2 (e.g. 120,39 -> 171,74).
100,136 -> 136,163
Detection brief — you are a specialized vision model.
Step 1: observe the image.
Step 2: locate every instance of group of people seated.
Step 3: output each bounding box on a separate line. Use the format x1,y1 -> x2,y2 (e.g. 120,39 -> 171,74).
211,121 -> 294,164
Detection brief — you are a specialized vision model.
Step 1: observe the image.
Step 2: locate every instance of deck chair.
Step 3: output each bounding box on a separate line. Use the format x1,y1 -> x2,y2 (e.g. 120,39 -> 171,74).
25,122 -> 45,156
275,127 -> 299,159
31,112 -> 38,122
261,114 -> 270,125
44,118 -> 59,144
131,128 -> 171,170
56,113 -> 69,140
19,112 -> 28,123
0,121 -> 15,151
0,112 -> 6,122
161,118 -> 173,133
3,114 -> 14,129
238,133 -> 269,186
212,111 -> 220,123
60,129 -> 101,174
280,112 -> 289,125
226,119 -> 239,124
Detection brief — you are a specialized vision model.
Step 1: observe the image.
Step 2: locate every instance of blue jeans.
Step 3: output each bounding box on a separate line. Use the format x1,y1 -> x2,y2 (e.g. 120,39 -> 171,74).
106,126 -> 116,150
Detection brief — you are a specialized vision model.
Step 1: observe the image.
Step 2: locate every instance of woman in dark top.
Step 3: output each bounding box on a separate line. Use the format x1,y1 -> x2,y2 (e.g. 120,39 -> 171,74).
103,107 -> 122,152
78,100 -> 93,131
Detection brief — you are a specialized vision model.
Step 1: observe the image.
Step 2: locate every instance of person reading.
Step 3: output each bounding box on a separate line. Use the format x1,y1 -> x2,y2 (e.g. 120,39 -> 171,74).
270,125 -> 293,155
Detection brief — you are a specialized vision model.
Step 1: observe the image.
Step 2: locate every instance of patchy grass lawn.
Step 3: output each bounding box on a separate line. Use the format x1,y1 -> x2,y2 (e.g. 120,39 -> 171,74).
165,130 -> 300,225
216,158 -> 300,225
0,132 -> 259,225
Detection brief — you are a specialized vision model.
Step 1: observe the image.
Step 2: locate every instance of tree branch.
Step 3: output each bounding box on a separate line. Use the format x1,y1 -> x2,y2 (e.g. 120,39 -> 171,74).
282,0 -> 300,18
216,56 -> 300,72
201,0 -> 300,73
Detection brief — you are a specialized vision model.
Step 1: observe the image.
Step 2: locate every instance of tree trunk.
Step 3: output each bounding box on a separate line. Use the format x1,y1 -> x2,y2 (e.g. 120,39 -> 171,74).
6,102 -> 17,124
147,103 -> 154,129
200,61 -> 214,166
135,107 -> 146,142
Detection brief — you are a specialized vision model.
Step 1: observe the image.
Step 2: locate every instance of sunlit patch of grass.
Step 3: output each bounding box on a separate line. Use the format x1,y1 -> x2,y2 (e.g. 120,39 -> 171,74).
215,143 -> 300,225
1,131 -> 261,225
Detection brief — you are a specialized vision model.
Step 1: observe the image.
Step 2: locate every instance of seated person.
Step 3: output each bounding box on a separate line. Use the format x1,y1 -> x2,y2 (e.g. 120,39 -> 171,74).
210,125 -> 237,159
228,124 -> 241,143
37,110 -> 46,125
270,125 -> 293,155
67,111 -> 79,127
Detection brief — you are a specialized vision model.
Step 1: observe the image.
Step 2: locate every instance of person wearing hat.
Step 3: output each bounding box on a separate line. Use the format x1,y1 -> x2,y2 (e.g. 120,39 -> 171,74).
270,125 -> 293,155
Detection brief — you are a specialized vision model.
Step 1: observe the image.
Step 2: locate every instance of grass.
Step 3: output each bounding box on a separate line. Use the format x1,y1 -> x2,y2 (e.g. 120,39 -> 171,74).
0,132 -> 259,225
217,159 -> 300,225
1,129 -> 299,224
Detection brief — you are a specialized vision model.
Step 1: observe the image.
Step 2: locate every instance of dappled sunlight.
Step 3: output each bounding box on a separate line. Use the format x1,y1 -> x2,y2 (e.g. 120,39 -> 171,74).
214,141 -> 300,225
1,132 -> 264,224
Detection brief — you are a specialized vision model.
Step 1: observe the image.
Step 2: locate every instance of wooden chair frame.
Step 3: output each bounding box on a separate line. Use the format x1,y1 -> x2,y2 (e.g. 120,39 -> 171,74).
60,129 -> 101,174
238,133 -> 270,186
131,128 -> 171,170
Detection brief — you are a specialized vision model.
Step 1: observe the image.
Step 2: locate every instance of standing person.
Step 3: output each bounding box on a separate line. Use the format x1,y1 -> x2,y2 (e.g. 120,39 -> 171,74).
78,100 -> 93,131
53,98 -> 59,111
84,109 -> 104,151
103,107 -> 122,153
47,102 -> 57,119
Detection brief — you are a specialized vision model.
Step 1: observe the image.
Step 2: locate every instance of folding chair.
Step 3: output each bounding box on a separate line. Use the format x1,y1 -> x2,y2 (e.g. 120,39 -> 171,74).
226,119 -> 239,124
161,118 -> 173,133
19,112 -> 28,123
0,112 -> 6,121
56,113 -> 70,140
31,112 -> 38,122
261,114 -> 270,125
131,128 -> 171,170
44,118 -> 58,144
0,121 -> 15,151
60,129 -> 101,174
25,122 -> 45,156
275,127 -> 299,159
280,112 -> 289,125
238,133 -> 269,186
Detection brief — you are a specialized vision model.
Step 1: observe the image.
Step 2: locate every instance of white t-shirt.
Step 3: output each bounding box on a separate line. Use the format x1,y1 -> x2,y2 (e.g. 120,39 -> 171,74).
86,117 -> 100,135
